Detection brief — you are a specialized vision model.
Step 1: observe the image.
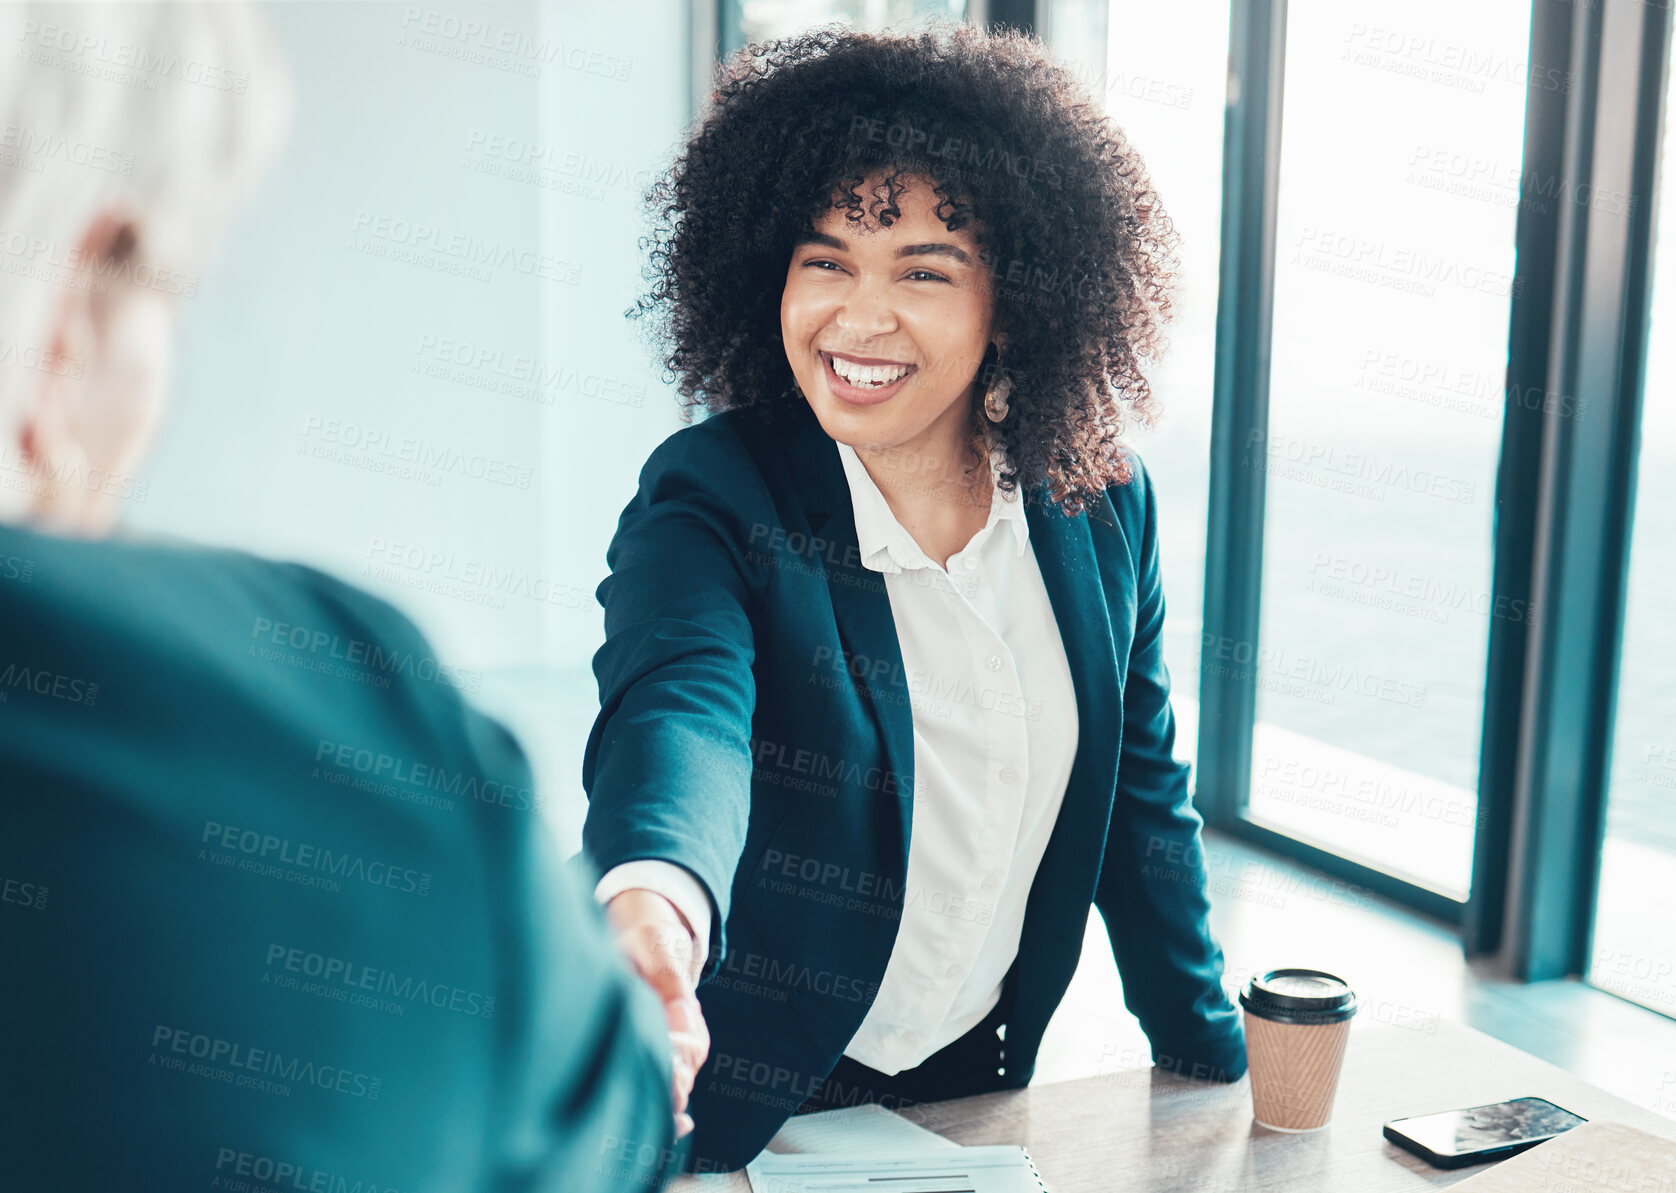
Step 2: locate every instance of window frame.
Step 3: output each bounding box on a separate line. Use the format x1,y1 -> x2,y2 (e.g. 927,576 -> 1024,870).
1200,0 -> 1671,954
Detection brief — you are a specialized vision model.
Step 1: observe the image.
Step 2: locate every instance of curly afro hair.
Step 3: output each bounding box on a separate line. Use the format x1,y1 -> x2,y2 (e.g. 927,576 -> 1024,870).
630,21 -> 1181,515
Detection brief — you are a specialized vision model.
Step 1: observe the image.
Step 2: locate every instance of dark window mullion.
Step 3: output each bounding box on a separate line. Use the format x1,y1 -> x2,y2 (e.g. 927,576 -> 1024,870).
1198,0 -> 1285,831
1462,0 -> 1574,958
1499,0 -> 1670,981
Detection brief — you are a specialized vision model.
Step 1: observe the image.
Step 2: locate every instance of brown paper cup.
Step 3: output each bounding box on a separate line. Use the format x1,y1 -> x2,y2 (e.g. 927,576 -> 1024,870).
1244,1010 -> 1353,1131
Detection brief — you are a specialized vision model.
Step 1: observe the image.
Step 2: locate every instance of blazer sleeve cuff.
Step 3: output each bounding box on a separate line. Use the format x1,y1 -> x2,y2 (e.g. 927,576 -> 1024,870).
1149,1023 -> 1249,1084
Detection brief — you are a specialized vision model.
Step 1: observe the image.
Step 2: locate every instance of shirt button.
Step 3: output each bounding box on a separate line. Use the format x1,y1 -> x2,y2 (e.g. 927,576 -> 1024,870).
1000,766 -> 1019,783
981,874 -> 998,891
946,964 -> 963,978
963,557 -> 979,571
986,654 -> 1003,672
902,1030 -> 919,1047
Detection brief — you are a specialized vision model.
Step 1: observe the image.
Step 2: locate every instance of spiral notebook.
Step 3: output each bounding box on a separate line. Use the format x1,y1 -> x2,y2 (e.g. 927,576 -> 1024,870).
745,1144 -> 1048,1192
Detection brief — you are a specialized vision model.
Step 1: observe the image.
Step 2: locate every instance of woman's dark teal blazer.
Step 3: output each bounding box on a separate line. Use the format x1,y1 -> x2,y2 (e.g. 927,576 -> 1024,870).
582,398 -> 1247,1172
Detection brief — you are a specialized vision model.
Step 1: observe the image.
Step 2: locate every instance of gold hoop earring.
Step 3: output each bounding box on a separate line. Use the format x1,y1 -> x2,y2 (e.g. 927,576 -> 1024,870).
983,340 -> 1011,423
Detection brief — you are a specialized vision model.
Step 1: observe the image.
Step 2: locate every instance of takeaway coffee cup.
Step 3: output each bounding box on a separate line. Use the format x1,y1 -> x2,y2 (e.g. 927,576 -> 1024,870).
1239,968 -> 1358,1132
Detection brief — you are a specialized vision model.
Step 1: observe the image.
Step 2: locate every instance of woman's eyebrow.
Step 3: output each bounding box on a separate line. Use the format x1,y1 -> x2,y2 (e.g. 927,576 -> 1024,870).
794,230 -> 972,266
899,242 -> 972,265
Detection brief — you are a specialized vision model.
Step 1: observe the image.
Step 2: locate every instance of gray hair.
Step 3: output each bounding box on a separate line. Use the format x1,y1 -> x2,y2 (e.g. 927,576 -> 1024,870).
0,0 -> 291,405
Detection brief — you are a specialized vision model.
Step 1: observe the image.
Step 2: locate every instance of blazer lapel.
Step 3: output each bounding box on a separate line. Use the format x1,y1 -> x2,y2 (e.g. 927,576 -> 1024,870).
782,410 -> 916,869
1020,486 -> 1124,936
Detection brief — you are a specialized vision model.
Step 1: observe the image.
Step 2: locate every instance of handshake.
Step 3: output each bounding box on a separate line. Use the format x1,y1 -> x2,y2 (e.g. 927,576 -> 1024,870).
604,890 -> 712,1139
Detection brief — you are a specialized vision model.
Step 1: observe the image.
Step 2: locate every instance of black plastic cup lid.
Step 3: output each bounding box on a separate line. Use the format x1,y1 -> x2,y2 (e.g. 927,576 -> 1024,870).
1239,968 -> 1358,1025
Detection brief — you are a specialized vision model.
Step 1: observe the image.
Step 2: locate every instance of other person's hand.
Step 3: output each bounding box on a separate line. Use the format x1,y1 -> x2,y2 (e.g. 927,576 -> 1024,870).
605,888 -> 709,1138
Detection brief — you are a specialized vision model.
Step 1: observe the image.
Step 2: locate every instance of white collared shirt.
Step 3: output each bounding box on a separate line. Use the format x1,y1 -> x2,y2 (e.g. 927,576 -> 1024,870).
831,438 -> 1079,1073
596,437 -> 1079,1075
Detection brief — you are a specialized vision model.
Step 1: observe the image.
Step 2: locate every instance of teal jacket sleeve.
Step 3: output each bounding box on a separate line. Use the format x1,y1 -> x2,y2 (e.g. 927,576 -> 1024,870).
469,711 -> 678,1192
581,423 -> 772,979
1092,456 -> 1248,1083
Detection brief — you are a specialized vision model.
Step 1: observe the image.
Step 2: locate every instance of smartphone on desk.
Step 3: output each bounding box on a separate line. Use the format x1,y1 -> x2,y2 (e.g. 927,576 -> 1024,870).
1383,1096 -> 1587,1168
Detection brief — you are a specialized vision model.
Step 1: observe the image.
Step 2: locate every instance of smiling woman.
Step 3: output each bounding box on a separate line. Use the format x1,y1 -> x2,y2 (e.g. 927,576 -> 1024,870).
585,20 -> 1245,1176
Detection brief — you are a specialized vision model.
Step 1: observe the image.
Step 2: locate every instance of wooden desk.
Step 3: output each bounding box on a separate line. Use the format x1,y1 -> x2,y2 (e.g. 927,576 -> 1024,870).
671,1019 -> 1676,1190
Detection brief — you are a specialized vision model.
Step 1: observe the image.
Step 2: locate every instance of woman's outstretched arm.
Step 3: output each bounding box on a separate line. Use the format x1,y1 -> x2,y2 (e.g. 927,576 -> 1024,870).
582,418 -> 774,982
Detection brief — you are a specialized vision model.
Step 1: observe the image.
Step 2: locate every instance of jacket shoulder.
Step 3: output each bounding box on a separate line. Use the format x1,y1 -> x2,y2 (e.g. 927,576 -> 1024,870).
631,409 -> 784,523
1101,445 -> 1153,532
0,525 -> 522,785
640,408 -> 774,479
18,529 -> 434,678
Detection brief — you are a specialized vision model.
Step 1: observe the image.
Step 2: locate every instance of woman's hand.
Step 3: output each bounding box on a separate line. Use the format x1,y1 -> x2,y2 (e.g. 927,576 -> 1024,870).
605,888 -> 710,1139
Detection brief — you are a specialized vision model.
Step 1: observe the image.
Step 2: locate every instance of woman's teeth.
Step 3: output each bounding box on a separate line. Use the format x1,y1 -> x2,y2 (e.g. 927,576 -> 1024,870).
830,356 -> 910,387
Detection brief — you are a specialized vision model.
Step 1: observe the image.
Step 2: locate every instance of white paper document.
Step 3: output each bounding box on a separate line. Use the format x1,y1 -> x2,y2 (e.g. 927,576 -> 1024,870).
746,1144 -> 1047,1192
763,1103 -> 960,1158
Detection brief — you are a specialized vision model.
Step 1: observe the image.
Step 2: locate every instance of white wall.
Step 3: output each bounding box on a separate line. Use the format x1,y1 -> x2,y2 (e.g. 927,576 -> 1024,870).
131,1 -> 693,848
538,0 -> 694,669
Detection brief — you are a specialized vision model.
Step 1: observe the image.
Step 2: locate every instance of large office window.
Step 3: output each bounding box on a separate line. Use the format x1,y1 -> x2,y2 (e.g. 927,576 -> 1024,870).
1588,54 -> 1676,1018
1244,0 -> 1533,900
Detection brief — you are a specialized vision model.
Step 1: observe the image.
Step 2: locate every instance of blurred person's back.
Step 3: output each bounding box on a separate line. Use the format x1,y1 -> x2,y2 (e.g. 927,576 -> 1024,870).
0,526 -> 673,1190
0,5 -> 673,1189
